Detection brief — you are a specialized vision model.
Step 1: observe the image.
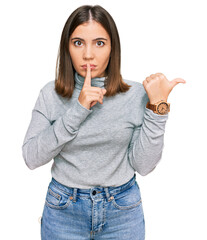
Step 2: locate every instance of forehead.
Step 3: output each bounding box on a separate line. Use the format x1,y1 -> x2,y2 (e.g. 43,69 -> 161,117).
71,20 -> 110,39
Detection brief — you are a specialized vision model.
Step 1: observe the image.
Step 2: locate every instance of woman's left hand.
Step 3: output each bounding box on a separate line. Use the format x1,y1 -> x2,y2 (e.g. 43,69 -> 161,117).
142,73 -> 186,104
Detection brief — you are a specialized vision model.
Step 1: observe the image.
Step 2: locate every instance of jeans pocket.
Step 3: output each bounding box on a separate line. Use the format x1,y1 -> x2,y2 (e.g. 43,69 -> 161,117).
45,182 -> 72,210
111,181 -> 142,210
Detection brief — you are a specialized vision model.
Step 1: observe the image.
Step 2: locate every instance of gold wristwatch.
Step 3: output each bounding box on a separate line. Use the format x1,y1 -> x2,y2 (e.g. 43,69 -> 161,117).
146,100 -> 170,115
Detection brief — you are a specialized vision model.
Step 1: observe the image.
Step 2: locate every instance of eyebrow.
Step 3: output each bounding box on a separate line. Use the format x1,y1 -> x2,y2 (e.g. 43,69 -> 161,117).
71,37 -> 108,41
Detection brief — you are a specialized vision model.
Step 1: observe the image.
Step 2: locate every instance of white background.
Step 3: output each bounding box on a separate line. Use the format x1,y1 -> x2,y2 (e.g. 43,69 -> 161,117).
1,0 -> 206,239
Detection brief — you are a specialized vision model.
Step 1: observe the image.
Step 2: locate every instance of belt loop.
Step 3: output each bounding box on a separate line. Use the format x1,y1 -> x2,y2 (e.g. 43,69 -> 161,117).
104,187 -> 114,202
72,188 -> 77,202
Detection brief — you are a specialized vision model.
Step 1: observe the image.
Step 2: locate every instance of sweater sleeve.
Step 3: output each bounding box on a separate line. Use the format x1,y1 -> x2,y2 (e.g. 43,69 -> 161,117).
22,89 -> 92,170
127,92 -> 169,176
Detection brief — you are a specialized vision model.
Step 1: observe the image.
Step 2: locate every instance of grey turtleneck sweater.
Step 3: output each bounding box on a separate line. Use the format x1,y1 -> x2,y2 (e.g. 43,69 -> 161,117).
22,72 -> 169,189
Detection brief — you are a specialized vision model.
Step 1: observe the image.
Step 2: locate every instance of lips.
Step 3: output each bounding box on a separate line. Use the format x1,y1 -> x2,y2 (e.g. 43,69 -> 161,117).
81,64 -> 97,67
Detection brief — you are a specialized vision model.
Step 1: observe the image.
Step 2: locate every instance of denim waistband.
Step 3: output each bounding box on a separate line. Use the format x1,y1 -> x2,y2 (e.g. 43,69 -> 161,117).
50,173 -> 137,203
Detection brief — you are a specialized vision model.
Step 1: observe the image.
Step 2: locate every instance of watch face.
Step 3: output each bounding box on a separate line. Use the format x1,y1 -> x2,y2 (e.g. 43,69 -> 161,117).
157,102 -> 169,115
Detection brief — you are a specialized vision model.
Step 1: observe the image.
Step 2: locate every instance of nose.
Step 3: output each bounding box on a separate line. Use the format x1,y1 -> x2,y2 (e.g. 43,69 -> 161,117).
83,44 -> 94,60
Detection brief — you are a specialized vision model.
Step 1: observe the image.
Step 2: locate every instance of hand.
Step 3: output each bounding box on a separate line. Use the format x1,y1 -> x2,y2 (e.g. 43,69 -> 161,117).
78,63 -> 107,110
142,73 -> 186,104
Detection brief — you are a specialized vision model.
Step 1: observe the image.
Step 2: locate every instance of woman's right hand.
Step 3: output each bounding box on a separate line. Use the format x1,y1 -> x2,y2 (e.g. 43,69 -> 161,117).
78,63 -> 107,110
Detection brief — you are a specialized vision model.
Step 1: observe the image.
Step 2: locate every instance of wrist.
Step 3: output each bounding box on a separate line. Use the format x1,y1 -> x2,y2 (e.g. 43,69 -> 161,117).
146,100 -> 170,115
149,98 -> 168,105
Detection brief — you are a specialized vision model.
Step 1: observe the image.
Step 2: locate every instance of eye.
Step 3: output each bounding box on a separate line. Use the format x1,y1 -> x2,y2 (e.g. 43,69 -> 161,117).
96,41 -> 105,47
74,40 -> 83,46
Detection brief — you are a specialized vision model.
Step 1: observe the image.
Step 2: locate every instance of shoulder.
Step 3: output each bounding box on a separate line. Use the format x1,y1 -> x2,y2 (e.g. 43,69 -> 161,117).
38,80 -> 65,107
39,80 -> 59,101
123,78 -> 148,101
123,78 -> 144,91
40,80 -> 55,94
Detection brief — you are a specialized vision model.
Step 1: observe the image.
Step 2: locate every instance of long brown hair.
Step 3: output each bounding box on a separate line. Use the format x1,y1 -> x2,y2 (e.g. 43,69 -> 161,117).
55,5 -> 132,99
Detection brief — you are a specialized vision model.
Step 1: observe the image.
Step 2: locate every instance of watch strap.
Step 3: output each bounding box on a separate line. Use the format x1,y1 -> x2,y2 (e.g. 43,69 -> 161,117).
146,101 -> 157,111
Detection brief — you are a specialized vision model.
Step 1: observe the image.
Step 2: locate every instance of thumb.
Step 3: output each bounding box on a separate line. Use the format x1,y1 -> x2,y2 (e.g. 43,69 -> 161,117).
102,88 -> 107,95
170,78 -> 186,89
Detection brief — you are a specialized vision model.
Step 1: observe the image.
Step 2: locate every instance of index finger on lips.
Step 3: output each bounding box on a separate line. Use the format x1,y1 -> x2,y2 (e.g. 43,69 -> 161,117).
83,63 -> 91,87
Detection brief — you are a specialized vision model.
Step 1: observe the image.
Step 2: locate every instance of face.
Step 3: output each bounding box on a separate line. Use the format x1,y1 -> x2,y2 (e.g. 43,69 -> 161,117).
69,20 -> 111,78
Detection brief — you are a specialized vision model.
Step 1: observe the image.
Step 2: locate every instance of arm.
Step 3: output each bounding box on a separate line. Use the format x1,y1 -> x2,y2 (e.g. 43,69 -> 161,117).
133,71 -> 185,176
127,94 -> 169,176
22,89 -> 92,170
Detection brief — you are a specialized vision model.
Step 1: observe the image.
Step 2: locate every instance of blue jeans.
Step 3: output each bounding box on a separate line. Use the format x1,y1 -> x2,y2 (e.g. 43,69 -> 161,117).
41,173 -> 145,239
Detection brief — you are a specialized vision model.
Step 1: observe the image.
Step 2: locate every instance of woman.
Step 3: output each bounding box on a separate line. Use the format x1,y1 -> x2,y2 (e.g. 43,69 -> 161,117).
22,4 -> 186,240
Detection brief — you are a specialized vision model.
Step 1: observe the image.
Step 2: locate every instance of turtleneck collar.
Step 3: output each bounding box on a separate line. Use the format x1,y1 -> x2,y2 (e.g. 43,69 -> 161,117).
74,71 -> 107,90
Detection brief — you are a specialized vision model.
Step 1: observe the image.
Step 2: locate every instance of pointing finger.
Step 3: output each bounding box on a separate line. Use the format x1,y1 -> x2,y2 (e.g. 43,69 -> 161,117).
83,63 -> 91,87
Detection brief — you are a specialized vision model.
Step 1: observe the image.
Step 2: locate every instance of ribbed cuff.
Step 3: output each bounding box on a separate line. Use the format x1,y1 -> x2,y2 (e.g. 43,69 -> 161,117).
62,99 -> 93,131
144,106 -> 169,121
